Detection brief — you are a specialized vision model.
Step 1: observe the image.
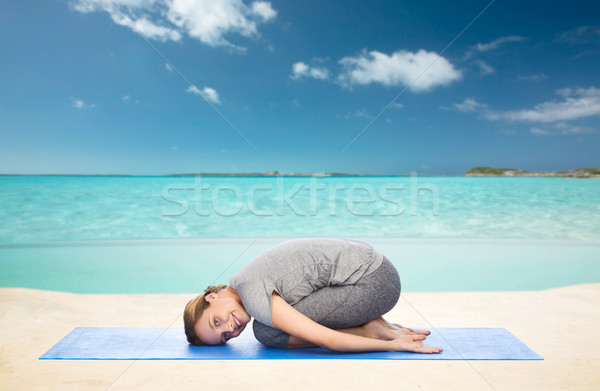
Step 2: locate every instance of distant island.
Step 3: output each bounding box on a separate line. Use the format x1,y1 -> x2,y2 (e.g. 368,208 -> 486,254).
2,168 -> 599,177
173,168 -> 600,178
465,167 -> 600,178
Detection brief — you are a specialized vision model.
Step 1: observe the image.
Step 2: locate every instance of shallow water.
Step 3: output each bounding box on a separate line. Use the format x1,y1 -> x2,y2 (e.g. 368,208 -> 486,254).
2,176 -> 598,293
1,238 -> 599,293
1,176 -> 599,242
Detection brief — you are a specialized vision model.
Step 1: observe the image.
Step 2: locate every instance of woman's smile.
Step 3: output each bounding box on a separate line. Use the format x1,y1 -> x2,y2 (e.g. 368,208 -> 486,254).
232,313 -> 242,328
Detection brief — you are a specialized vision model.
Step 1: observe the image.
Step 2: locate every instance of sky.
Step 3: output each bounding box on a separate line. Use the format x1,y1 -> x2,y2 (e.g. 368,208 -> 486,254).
1,0 -> 600,175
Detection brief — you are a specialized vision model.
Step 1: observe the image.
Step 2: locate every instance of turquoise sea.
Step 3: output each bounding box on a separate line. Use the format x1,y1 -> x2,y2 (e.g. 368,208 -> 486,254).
1,175 -> 599,293
1,175 -> 599,242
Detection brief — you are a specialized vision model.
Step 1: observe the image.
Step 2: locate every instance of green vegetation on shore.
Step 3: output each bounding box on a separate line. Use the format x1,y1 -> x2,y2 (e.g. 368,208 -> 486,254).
465,167 -> 600,178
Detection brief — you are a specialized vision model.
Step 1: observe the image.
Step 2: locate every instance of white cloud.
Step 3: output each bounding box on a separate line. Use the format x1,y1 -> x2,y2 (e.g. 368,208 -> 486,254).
186,85 -> 201,95
200,87 -> 220,105
516,73 -> 547,82
556,26 -> 600,45
486,87 -> 600,122
556,87 -> 574,97
344,108 -> 370,119
73,0 -> 153,12
355,108 -> 369,118
165,63 -> 173,72
122,95 -> 139,103
560,125 -> 598,134
71,0 -> 276,50
251,1 -> 277,21
73,0 -> 181,42
464,35 -> 527,60
337,49 -> 461,92
555,26 -> 600,59
454,88 -> 600,136
476,60 -> 494,75
186,85 -> 221,105
71,97 -> 94,109
472,35 -> 527,53
453,98 -> 487,113
291,62 -> 308,75
290,62 -> 330,80
390,102 -> 403,109
554,122 -> 593,133
530,122 -> 598,136
167,0 -> 276,51
120,14 -> 182,41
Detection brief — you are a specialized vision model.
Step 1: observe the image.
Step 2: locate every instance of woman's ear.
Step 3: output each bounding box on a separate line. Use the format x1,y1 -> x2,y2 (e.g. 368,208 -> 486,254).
204,292 -> 218,302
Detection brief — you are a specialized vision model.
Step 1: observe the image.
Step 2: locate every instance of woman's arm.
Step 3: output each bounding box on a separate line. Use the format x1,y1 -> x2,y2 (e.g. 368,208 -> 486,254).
271,292 -> 441,353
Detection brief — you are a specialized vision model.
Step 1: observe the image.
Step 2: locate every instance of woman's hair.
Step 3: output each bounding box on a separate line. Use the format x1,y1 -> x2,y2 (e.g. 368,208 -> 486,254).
183,285 -> 228,345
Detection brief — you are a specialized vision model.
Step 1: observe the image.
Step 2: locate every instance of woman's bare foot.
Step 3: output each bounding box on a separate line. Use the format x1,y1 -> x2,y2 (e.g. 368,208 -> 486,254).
349,318 -> 431,341
361,318 -> 401,340
380,317 -> 431,336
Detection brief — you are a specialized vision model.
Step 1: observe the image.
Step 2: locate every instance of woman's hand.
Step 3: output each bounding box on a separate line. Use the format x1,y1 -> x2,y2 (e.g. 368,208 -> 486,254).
388,334 -> 443,353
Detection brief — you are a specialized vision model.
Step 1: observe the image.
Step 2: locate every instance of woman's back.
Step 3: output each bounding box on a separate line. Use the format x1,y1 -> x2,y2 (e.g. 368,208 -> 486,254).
229,238 -> 384,327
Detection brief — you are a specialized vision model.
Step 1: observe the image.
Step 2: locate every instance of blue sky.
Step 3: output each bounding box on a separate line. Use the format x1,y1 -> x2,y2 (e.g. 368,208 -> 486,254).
1,0 -> 599,175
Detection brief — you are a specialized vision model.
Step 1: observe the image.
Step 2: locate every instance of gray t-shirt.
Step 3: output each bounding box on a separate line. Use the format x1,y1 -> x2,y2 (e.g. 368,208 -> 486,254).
229,238 -> 384,327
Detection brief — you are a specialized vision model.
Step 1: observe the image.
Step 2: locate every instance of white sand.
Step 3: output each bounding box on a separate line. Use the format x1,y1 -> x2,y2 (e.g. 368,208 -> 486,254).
1,284 -> 599,390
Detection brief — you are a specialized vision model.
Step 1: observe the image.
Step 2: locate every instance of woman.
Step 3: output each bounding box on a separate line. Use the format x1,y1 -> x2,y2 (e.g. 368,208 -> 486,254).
184,238 -> 442,353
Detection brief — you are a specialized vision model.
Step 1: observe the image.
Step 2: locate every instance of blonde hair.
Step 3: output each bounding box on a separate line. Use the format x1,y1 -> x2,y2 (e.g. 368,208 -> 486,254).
183,285 -> 228,345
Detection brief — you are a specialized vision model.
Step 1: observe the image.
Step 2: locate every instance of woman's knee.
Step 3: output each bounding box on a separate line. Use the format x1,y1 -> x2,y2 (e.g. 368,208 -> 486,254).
252,320 -> 274,344
252,320 -> 290,348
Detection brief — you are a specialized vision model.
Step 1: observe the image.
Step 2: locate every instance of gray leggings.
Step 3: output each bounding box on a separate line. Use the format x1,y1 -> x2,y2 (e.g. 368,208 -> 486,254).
252,256 -> 401,348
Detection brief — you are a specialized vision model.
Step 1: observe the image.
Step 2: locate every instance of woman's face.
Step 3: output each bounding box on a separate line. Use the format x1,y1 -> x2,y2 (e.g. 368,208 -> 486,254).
194,292 -> 251,345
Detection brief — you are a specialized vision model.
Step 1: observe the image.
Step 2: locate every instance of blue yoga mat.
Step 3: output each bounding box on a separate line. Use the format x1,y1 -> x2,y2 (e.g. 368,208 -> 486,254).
40,327 -> 542,360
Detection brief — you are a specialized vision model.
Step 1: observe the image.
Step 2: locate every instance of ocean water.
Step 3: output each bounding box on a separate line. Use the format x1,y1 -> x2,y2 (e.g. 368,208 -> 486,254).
2,238 -> 599,293
1,175 -> 599,293
1,175 -> 599,243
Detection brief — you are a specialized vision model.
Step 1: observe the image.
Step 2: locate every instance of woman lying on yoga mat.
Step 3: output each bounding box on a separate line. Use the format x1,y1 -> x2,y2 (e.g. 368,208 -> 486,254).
183,238 -> 442,353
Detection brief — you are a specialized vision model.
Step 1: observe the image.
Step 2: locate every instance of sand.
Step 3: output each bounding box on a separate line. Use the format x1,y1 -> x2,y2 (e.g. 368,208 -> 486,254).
1,284 -> 599,390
